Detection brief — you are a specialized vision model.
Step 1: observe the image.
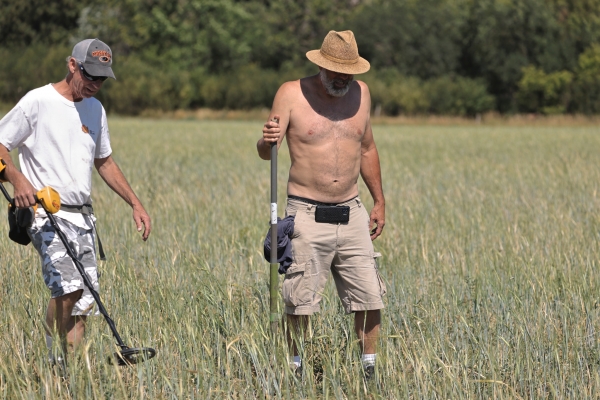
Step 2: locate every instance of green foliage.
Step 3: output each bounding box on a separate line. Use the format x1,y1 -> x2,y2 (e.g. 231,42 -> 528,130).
101,58 -> 203,115
517,65 -> 573,114
199,65 -> 282,109
364,69 -> 494,116
350,0 -> 466,79
0,0 -> 88,45
2,0 -> 600,114
459,0 -> 600,112
425,76 -> 496,116
0,44 -> 70,101
78,0 -> 256,72
246,0 -> 360,70
363,69 -> 430,116
572,44 -> 600,114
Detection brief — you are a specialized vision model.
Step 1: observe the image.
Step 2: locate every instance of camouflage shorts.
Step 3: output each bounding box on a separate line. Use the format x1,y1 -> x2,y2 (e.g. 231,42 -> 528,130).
28,216 -> 99,316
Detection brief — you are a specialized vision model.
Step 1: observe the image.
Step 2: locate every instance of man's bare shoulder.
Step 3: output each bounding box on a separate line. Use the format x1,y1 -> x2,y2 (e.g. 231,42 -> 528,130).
355,80 -> 371,95
277,79 -> 302,98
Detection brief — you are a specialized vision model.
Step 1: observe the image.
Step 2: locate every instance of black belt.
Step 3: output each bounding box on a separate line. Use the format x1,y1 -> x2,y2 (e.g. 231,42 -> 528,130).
287,195 -> 358,207
57,203 -> 105,260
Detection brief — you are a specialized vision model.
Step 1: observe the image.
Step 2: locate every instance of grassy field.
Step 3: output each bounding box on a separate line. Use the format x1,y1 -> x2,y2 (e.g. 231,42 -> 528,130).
1,118 -> 600,398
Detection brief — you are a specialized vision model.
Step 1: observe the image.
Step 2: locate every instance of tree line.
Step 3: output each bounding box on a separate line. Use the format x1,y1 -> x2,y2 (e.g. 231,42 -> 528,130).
1,0 -> 600,116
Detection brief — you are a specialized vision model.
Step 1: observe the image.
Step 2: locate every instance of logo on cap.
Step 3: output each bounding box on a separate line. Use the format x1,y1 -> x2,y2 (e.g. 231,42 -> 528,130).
91,50 -> 111,63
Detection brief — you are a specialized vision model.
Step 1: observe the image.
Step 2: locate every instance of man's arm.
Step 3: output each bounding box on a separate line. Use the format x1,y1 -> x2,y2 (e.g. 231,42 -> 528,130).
0,144 -> 37,207
257,82 -> 294,160
359,84 -> 385,240
360,129 -> 385,240
94,155 -> 151,240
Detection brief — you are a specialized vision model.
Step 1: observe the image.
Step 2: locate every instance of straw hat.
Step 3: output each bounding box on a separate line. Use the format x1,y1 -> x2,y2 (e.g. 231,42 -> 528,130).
306,30 -> 370,75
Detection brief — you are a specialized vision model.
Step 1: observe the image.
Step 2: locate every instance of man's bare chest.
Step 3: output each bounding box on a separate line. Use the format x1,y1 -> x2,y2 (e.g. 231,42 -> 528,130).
289,108 -> 366,144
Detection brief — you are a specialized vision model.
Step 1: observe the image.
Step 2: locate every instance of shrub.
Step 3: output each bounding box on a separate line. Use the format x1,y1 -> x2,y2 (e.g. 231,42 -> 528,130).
363,69 -> 429,116
424,76 -> 495,116
516,65 -> 573,114
571,44 -> 600,114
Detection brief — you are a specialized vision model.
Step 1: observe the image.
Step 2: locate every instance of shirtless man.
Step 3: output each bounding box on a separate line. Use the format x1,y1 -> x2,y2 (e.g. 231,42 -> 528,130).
257,30 -> 386,380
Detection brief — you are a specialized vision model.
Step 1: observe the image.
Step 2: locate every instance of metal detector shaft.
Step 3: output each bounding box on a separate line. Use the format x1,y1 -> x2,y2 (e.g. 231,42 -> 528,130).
269,118 -> 279,334
45,212 -> 128,349
0,183 -> 13,204
0,184 -> 12,204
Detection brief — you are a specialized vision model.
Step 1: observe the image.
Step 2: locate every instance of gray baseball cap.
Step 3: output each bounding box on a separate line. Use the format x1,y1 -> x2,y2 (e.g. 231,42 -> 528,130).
72,38 -> 116,80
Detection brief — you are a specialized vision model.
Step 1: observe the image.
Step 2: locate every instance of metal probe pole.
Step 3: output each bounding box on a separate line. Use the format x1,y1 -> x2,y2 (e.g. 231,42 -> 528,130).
269,118 -> 279,335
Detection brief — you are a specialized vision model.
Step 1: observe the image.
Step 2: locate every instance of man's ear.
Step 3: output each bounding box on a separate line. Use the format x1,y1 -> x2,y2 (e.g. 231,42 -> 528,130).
67,58 -> 77,74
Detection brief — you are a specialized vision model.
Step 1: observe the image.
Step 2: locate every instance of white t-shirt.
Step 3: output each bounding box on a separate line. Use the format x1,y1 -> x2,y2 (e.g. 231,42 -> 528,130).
0,84 -> 112,228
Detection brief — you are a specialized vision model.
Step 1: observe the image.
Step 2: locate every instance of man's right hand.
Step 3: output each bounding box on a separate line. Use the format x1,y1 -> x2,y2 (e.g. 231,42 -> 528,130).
12,175 -> 37,208
0,146 -> 37,207
262,114 -> 281,144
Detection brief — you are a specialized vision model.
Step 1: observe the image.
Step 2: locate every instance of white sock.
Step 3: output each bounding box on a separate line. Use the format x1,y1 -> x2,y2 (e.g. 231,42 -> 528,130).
361,353 -> 376,367
289,355 -> 301,368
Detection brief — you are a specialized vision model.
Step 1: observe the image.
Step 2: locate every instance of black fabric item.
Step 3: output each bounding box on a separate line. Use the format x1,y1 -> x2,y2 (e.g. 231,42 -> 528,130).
263,215 -> 295,274
7,205 -> 33,245
315,205 -> 350,223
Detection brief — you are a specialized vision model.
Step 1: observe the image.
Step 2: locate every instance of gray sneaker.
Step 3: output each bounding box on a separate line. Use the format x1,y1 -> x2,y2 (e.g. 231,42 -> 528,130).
290,363 -> 303,380
363,365 -> 375,381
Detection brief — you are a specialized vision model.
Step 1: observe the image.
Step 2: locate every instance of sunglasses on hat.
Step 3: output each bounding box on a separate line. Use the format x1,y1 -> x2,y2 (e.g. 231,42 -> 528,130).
78,63 -> 108,82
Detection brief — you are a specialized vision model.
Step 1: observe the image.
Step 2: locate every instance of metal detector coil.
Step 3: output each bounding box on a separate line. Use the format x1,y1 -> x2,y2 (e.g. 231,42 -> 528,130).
114,347 -> 157,366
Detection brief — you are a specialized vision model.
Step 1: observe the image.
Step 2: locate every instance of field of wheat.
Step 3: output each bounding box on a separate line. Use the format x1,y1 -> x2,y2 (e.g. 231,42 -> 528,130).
1,118 -> 600,399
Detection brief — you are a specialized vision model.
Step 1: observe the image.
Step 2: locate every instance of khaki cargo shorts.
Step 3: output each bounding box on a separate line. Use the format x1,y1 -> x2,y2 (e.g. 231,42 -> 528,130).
28,216 -> 99,316
283,196 -> 386,315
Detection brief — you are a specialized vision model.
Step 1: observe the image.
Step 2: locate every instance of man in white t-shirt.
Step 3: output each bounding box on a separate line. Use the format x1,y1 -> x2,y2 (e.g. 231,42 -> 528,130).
0,39 -> 152,364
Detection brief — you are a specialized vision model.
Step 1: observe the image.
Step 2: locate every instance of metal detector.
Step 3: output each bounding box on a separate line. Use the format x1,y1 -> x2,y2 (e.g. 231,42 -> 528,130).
0,159 -> 156,365
269,118 -> 279,335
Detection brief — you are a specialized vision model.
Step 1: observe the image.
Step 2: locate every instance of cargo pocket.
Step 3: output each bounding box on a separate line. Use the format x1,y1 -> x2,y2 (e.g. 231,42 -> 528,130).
290,208 -> 306,239
372,252 -> 387,297
282,255 -> 313,307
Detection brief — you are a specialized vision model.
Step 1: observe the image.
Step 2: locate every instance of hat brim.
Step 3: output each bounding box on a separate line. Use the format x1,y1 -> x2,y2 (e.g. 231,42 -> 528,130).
83,64 -> 116,80
306,50 -> 370,75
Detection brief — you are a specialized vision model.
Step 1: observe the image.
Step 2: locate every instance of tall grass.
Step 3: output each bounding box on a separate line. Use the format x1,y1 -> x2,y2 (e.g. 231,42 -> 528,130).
0,119 -> 600,398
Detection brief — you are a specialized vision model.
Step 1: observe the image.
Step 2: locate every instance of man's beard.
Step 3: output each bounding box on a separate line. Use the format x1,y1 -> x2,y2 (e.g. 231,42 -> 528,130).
319,69 -> 353,97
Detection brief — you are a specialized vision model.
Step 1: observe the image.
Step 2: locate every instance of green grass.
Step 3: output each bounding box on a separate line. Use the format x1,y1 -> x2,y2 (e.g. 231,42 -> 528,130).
1,119 -> 600,398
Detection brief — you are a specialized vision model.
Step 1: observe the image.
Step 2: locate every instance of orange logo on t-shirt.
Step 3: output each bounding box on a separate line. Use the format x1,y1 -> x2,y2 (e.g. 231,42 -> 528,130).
82,125 -> 89,134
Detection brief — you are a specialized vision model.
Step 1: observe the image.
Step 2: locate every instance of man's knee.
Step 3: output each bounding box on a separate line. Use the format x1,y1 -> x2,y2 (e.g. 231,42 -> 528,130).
56,289 -> 84,308
354,309 -> 381,326
286,314 -> 309,326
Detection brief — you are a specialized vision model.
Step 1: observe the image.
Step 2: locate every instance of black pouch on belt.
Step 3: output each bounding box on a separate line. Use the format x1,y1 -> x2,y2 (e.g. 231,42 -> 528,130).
315,205 -> 350,223
7,204 -> 34,246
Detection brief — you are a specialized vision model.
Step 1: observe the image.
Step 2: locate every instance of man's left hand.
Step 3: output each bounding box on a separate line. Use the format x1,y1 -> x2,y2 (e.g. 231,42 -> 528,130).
133,205 -> 152,241
368,203 -> 385,240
